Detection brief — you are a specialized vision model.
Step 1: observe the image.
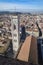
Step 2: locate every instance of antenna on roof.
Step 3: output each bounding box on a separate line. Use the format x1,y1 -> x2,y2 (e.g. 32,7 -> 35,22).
15,6 -> 16,12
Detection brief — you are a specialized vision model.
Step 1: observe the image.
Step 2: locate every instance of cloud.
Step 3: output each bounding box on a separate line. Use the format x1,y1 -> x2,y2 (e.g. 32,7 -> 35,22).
0,2 -> 43,12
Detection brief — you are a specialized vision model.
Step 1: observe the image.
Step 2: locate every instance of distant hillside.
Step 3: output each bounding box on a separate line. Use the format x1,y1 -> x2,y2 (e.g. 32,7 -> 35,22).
0,11 -> 22,15
0,11 -> 31,15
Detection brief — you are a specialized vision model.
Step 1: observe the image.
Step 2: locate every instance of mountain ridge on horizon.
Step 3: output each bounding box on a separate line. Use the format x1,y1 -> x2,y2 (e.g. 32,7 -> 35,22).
0,11 -> 43,15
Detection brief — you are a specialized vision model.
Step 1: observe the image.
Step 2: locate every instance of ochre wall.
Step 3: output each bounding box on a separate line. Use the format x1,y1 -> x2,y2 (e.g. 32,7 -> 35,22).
17,35 -> 38,65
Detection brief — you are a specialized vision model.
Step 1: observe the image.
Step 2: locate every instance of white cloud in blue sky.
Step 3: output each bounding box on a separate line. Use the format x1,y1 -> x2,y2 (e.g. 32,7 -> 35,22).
0,1 -> 43,12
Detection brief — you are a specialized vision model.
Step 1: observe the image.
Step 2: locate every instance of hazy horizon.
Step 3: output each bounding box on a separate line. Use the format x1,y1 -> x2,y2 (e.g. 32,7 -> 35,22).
0,0 -> 43,12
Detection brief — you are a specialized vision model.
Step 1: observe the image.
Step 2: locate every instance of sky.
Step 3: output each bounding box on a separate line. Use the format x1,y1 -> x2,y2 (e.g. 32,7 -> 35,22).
0,0 -> 43,12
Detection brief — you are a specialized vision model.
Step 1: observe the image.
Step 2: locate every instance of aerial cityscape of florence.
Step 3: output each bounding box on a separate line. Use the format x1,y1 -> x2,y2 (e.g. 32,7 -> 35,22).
0,0 -> 43,65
